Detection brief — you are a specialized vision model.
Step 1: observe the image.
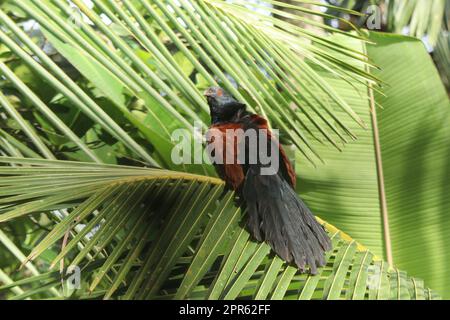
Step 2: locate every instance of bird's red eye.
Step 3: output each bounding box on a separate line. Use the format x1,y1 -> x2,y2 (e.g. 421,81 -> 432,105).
216,88 -> 223,97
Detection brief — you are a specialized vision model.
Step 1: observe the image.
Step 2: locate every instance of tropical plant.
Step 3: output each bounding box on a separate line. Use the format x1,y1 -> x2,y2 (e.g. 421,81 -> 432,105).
433,0 -> 449,90
311,0 -> 450,90
0,157 -> 441,300
0,0 -> 448,300
325,0 -> 447,47
296,31 -> 450,297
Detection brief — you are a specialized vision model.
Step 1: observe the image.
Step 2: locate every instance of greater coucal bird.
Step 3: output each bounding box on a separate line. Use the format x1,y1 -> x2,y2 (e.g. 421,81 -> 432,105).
204,86 -> 331,274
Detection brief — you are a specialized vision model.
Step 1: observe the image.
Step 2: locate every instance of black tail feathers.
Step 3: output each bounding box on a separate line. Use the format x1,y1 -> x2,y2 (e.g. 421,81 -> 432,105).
243,168 -> 331,274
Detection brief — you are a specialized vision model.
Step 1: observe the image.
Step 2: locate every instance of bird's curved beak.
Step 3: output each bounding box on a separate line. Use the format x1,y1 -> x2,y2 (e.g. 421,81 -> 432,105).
203,88 -> 213,97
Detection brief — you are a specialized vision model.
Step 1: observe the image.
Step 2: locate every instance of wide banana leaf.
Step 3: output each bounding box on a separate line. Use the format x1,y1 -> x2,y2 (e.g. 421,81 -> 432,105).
0,157 -> 440,300
297,32 -> 450,297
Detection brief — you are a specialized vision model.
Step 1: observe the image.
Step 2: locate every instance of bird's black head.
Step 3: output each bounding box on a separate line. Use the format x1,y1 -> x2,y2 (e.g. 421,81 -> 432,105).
204,86 -> 246,124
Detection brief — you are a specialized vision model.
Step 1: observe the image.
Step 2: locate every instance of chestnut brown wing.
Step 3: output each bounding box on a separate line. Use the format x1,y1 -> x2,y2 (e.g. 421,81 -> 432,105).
206,123 -> 245,191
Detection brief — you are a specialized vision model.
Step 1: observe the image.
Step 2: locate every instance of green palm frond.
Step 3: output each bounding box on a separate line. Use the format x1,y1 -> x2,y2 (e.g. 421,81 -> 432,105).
0,0 -> 378,166
326,0 -> 447,47
0,229 -> 61,298
390,0 -> 446,46
433,1 -> 449,90
0,157 -> 440,300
